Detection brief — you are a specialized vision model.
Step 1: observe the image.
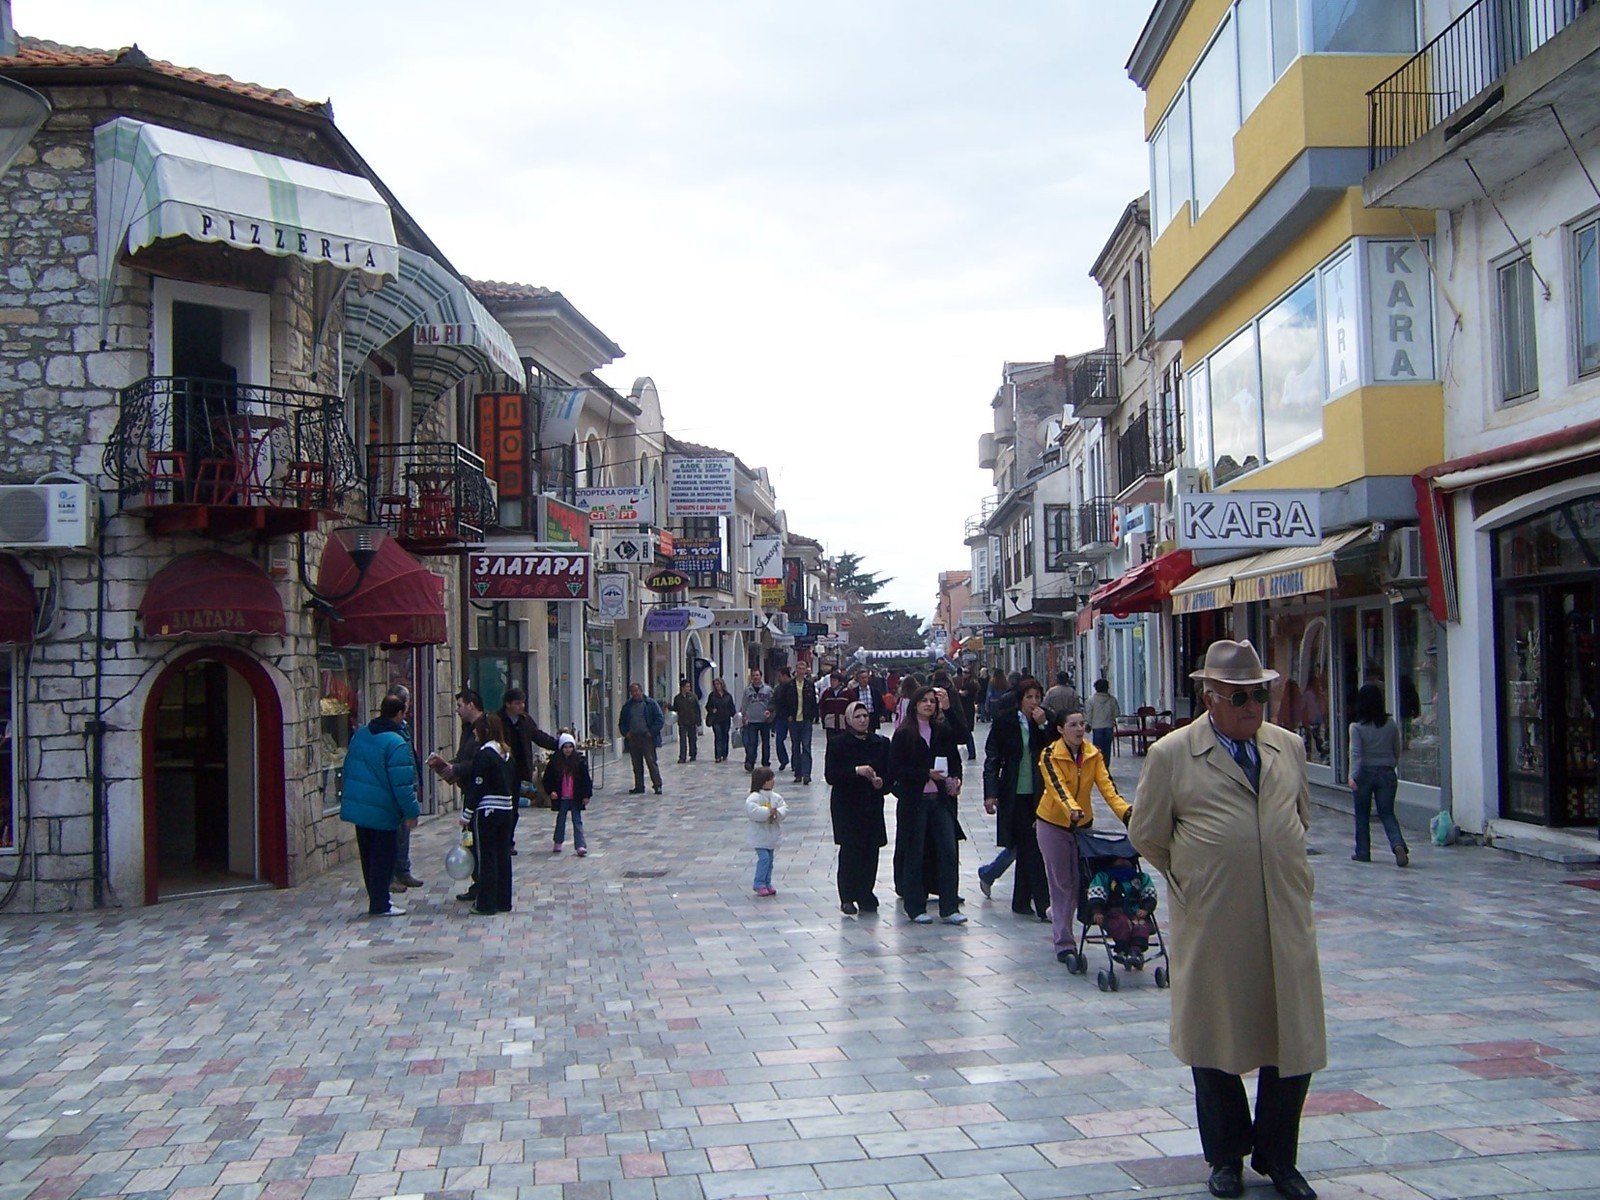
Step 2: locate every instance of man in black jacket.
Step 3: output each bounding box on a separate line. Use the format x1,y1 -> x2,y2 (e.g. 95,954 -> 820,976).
499,687 -> 559,853
851,667 -> 888,732
428,688 -> 485,902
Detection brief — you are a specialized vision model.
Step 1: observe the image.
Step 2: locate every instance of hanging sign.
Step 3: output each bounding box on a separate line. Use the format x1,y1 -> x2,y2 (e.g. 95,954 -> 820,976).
468,551 -> 592,600
656,529 -> 676,559
541,386 -> 584,445
607,533 -> 655,564
783,557 -> 805,613
751,536 -> 783,579
643,605 -> 715,633
712,608 -> 758,630
1366,240 -> 1435,383
576,485 -> 654,526
474,393 -> 527,500
596,571 -> 630,619
819,598 -> 847,616
538,494 -> 590,548
1175,491 -> 1321,549
666,455 -> 735,516
673,537 -> 722,570
759,579 -> 785,608
643,569 -> 690,593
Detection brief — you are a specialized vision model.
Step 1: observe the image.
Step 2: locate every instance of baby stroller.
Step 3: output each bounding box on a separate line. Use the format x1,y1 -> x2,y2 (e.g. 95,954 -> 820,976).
1058,829 -> 1169,992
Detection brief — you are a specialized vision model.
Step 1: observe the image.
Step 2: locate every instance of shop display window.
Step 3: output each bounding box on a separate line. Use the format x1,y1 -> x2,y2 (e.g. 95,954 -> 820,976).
1394,602 -> 1440,787
1500,592 -> 1546,821
318,645 -> 366,810
1496,497 -> 1600,577
1264,608 -> 1331,767
0,654 -> 12,851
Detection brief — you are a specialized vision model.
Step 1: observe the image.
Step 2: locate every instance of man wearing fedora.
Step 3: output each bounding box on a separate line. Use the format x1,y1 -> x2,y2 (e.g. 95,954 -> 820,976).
1128,639 -> 1325,1200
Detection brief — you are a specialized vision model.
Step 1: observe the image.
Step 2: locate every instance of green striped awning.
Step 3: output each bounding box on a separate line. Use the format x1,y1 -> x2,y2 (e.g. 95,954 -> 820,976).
340,248 -> 524,398
93,118 -> 399,341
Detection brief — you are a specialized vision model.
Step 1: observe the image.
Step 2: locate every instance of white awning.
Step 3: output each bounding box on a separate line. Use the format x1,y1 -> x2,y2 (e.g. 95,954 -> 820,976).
341,248 -> 524,397
1171,527 -> 1374,613
94,118 -> 399,337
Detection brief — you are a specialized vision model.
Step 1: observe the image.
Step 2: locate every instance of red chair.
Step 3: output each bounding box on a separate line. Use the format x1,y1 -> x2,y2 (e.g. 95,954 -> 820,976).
144,451 -> 187,506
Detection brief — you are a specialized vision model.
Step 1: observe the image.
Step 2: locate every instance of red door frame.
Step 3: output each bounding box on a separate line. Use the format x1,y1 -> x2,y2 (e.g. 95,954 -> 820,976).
141,646 -> 288,904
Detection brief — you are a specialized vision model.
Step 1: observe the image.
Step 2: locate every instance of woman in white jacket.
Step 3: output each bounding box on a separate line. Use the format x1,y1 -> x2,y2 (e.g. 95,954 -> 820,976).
744,766 -> 787,897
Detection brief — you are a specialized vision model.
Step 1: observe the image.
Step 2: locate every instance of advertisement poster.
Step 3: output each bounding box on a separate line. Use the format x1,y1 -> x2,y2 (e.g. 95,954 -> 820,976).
576,485 -> 654,526
666,455 -> 735,516
539,494 -> 590,548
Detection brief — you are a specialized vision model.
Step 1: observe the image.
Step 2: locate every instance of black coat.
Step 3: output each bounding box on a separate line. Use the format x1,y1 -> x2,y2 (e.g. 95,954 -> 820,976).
542,753 -> 594,809
887,718 -> 967,898
824,731 -> 891,848
981,703 -> 1059,848
500,708 -> 559,787
704,690 -> 736,727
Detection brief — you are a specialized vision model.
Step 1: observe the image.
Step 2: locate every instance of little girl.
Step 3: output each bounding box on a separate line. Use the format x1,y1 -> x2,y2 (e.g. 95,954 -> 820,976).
744,766 -> 787,896
543,733 -> 594,856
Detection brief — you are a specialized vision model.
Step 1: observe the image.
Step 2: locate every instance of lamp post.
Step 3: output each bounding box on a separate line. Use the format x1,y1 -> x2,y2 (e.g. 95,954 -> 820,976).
1,5 -> 52,180
297,523 -> 390,614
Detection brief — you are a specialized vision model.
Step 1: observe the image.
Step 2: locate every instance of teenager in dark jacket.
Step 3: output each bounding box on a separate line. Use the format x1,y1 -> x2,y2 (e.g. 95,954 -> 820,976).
461,712 -> 516,916
887,687 -> 967,924
543,733 -> 595,855
824,701 -> 891,914
499,687 -> 559,849
980,678 -> 1058,921
669,680 -> 703,763
704,678 -> 736,763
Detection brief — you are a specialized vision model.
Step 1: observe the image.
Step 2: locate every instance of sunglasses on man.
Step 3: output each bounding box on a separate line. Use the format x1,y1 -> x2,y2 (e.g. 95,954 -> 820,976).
1211,686 -> 1270,707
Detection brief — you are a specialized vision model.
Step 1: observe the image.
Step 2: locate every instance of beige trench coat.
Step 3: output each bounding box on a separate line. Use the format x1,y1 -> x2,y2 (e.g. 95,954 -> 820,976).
1128,717 -> 1327,1078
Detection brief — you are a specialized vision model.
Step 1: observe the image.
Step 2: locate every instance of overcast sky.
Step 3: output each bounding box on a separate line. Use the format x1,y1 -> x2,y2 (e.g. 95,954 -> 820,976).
41,1 -> 1153,620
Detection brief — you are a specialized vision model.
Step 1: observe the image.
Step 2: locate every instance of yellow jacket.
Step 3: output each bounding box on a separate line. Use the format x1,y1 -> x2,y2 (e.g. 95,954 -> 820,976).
1036,738 -> 1131,831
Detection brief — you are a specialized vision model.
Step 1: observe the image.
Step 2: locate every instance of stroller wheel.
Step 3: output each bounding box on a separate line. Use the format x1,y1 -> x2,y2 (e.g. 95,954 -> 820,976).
1155,966 -> 1169,989
1067,951 -> 1086,975
1108,970 -> 1120,992
1096,970 -> 1110,992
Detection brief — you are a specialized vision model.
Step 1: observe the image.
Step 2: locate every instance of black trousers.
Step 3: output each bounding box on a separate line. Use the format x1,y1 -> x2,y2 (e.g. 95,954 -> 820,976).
678,723 -> 698,761
837,839 -> 881,910
355,825 -> 398,914
1192,1065 -> 1312,1170
471,806 -> 515,913
628,733 -> 662,789
897,793 -> 960,918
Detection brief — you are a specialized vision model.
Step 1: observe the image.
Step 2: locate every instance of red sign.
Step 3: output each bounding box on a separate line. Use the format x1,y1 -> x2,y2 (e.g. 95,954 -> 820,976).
468,551 -> 591,600
475,393 -> 527,500
657,529 -> 676,558
840,617 -> 853,629
540,494 -> 590,549
643,569 -> 689,592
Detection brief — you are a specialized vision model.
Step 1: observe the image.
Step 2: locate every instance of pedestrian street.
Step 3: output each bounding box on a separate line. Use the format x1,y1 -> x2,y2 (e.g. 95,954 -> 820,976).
0,743 -> 1596,1200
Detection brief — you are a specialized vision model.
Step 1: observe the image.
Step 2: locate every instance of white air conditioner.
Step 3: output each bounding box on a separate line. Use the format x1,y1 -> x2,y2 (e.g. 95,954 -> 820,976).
1383,527 -> 1426,583
1162,467 -> 1203,509
1073,564 -> 1098,593
0,483 -> 94,550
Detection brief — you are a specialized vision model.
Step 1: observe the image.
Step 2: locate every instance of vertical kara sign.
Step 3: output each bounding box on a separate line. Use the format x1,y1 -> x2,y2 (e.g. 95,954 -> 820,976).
666,455 -> 735,516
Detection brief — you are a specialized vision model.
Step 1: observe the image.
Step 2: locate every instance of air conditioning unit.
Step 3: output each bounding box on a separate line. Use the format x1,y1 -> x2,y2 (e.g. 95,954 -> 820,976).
1162,467 -> 1203,509
1383,526 -> 1426,583
1073,564 -> 1098,593
0,483 -> 94,550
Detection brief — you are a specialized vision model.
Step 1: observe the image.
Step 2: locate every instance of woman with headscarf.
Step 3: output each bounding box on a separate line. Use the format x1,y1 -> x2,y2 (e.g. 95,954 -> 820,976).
888,685 -> 967,924
824,700 -> 891,915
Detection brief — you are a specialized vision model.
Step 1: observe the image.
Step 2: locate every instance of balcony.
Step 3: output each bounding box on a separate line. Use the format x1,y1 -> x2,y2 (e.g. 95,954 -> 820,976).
106,376 -> 360,537
1367,0 -> 1600,209
1064,351 -> 1119,419
978,432 -> 998,470
365,442 -> 498,553
1076,498 -> 1116,559
1115,408 -> 1180,505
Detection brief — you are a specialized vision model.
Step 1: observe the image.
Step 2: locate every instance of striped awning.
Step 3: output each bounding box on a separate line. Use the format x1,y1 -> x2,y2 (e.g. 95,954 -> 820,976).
1170,560 -> 1240,615
341,248 -> 524,398
94,118 -> 399,340
1170,527 -> 1374,613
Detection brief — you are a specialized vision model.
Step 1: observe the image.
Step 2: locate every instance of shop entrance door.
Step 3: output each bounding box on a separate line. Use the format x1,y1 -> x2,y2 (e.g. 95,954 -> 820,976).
1335,606 -> 1387,778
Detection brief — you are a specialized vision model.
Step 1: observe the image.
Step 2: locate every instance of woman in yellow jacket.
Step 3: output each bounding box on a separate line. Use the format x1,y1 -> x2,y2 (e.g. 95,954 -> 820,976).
1036,707 -> 1132,963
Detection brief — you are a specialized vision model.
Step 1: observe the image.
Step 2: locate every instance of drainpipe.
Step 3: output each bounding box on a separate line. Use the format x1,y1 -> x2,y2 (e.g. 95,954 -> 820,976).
88,497 -> 110,907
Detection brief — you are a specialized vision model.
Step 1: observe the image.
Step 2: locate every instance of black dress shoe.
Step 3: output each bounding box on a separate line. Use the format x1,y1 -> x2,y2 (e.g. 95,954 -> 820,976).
1207,1160 -> 1244,1198
1252,1161 -> 1315,1200
627,787 -> 645,794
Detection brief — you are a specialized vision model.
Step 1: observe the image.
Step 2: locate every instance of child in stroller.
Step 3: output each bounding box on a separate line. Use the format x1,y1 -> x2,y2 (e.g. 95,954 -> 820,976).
1059,829 -> 1169,992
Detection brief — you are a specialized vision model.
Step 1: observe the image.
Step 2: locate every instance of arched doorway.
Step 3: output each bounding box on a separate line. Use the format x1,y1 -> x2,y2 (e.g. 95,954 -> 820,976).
141,647 -> 286,903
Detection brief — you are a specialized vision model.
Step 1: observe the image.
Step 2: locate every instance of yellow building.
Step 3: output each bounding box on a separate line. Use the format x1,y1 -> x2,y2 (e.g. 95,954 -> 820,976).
1128,1 -> 1445,801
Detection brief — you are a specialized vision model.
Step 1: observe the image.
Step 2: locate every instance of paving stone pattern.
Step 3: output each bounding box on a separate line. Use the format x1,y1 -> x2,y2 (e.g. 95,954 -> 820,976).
1,734 -> 1597,1200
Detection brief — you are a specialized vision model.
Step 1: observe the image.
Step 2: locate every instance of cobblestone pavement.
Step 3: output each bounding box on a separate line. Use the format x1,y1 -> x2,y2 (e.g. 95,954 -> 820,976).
1,731 -> 1598,1200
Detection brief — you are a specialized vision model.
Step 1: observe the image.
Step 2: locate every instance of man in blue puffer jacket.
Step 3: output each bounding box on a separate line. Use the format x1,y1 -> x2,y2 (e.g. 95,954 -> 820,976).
340,694 -> 420,916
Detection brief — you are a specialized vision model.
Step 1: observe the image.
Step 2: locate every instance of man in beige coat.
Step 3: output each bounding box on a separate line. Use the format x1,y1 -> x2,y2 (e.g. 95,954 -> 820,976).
1129,640 -> 1325,1200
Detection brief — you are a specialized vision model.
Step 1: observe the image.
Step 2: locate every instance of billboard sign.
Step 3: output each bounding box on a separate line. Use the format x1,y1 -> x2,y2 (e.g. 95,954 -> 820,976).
666,455 -> 735,516
468,550 -> 592,600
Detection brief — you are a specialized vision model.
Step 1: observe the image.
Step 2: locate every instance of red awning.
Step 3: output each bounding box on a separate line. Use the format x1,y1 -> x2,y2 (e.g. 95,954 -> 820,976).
0,555 -> 36,644
317,537 -> 446,647
1086,549 -> 1195,617
1075,605 -> 1096,635
139,551 -> 286,637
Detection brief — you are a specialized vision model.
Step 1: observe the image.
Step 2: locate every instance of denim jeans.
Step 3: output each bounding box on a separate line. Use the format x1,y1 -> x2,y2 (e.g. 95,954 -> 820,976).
978,845 -> 1016,884
789,721 -> 814,778
1091,727 -> 1114,759
774,716 -> 790,767
752,847 -> 775,890
711,722 -> 730,760
393,821 -> 412,877
554,800 -> 586,849
742,722 -> 771,769
1353,765 -> 1406,858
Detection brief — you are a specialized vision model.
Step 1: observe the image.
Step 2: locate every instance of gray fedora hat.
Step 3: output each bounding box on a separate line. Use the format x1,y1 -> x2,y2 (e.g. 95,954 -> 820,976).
1189,639 -> 1280,685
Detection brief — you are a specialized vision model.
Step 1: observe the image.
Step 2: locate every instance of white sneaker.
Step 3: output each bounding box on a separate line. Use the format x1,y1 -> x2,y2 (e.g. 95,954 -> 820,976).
941,913 -> 968,925
911,913 -> 933,924
374,905 -> 406,917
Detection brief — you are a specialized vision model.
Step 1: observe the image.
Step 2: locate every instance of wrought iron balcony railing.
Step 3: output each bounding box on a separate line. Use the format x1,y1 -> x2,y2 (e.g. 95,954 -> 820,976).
366,441 -> 498,550
105,376 -> 361,524
1369,0 -> 1593,170
1066,351 -> 1119,418
1115,407 -> 1180,493
1077,498 -> 1116,547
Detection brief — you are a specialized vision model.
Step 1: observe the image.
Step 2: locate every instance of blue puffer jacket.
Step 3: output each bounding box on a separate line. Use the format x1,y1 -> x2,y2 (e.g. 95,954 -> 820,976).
339,718 -> 420,831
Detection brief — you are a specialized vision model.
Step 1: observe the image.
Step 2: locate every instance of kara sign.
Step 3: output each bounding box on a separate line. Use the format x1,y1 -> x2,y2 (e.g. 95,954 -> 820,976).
750,536 -> 783,580
643,605 -> 715,633
643,569 -> 690,593
673,537 -> 722,570
1175,491 -> 1321,549
606,533 -> 655,565
576,485 -> 654,526
666,455 -> 735,516
1366,240 -> 1435,383
469,550 -> 592,600
596,571 -> 630,620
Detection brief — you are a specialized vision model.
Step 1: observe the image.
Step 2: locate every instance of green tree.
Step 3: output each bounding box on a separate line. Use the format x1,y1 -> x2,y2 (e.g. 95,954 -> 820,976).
855,607 -> 927,651
829,551 -> 889,614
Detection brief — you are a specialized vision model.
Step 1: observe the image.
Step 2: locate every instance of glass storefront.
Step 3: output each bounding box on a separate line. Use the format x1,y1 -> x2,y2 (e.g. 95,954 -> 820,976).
1393,602 -> 1441,787
317,644 -> 366,810
1264,608 -> 1332,768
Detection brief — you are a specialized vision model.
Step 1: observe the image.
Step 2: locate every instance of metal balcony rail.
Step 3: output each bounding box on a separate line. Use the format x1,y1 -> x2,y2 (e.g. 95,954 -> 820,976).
1067,351 -> 1120,410
1369,0 -> 1593,170
106,376 -> 362,510
365,441 -> 498,543
1115,408 -> 1180,492
1077,497 -> 1116,546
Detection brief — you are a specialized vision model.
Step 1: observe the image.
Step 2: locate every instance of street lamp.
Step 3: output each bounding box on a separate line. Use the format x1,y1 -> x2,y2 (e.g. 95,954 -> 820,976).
297,523 -> 391,614
1,5 -> 53,180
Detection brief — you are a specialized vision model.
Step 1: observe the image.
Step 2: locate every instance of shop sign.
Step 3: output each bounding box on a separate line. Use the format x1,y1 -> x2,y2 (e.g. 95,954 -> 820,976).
596,571 -> 630,620
1175,491 -> 1320,549
673,537 -> 722,570
643,605 -> 715,633
666,455 -> 735,516
538,493 -> 589,548
656,529 -> 675,559
840,617 -> 852,629
1122,504 -> 1152,543
759,579 -> 785,608
475,393 -> 527,499
789,621 -> 809,637
1235,560 -> 1337,603
541,386 -> 585,445
606,533 -> 655,564
712,608 -> 758,630
468,550 -> 591,600
1366,240 -> 1435,383
751,536 -> 783,579
643,569 -> 689,593
576,484 -> 654,526
819,598 -> 847,616
1172,585 -> 1231,615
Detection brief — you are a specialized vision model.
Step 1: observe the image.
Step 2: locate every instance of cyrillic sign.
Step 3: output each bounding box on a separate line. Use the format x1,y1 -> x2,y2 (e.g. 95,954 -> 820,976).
468,551 -> 591,600
576,485 -> 654,526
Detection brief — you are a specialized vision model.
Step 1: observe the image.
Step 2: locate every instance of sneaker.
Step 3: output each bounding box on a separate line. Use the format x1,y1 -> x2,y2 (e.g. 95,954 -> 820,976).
374,905 -> 406,917
941,913 -> 968,925
551,843 -> 562,854
911,913 -> 933,924
395,872 -> 424,889
841,901 -> 858,915
576,847 -> 588,857
978,874 -> 993,899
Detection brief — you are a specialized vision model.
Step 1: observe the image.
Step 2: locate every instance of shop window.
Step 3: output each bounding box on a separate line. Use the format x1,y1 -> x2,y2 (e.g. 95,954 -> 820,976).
318,645 -> 366,811
1576,217 -> 1600,377
1394,602 -> 1441,787
0,654 -> 12,851
1496,254 -> 1539,403
1497,496 -> 1600,577
1208,326 -> 1262,485
1259,275 -> 1323,462
1264,610 -> 1332,768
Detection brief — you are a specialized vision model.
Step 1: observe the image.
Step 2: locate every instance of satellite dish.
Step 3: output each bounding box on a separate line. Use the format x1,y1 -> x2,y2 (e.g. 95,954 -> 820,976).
1035,418 -> 1064,449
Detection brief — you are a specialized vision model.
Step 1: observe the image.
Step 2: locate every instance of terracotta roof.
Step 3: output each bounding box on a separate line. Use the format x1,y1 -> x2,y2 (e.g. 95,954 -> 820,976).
468,279 -> 557,302
787,533 -> 823,550
8,37 -> 327,114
